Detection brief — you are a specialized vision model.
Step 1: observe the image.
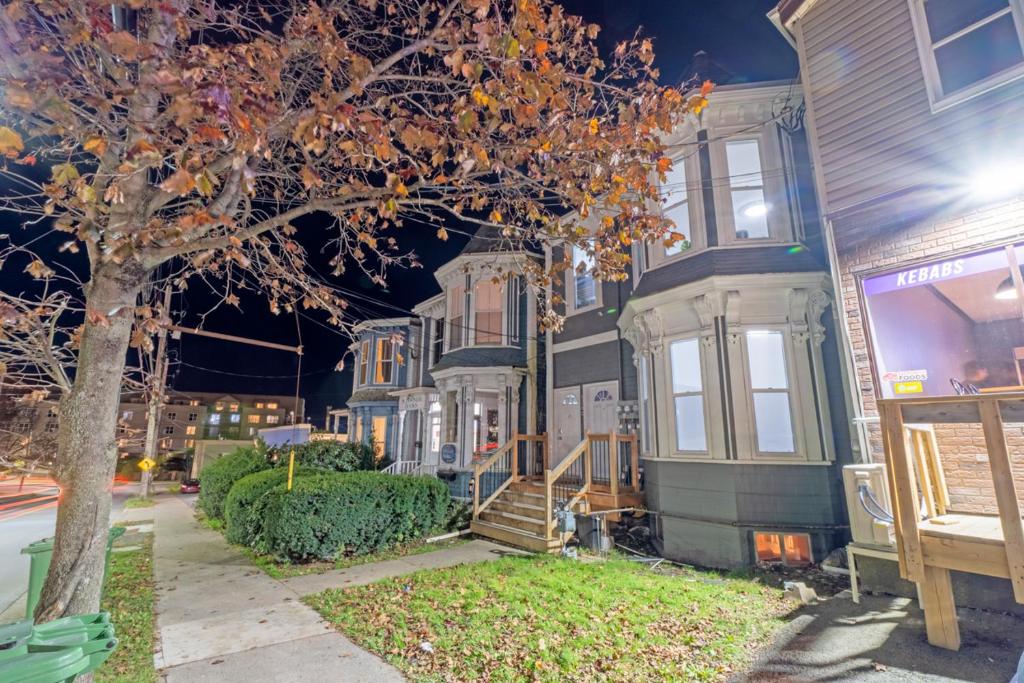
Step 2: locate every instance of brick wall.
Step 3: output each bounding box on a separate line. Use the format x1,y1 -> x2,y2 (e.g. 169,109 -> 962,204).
836,197 -> 1024,512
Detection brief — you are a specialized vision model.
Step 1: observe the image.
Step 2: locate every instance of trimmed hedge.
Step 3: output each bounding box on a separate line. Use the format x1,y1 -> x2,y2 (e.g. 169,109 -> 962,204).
223,466 -> 319,549
260,471 -> 450,560
197,445 -> 270,520
273,440 -> 377,472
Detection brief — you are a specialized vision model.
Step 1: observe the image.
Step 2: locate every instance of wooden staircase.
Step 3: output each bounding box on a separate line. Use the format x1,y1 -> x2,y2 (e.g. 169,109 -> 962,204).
469,433 -> 643,553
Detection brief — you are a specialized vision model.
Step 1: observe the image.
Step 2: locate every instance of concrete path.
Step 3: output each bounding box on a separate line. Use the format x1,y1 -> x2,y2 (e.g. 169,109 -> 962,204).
738,591 -> 1024,682
152,496 -> 404,682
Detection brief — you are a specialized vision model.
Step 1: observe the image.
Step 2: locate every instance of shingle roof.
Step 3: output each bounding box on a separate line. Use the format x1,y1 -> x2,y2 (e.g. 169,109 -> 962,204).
346,388 -> 398,405
430,346 -> 526,372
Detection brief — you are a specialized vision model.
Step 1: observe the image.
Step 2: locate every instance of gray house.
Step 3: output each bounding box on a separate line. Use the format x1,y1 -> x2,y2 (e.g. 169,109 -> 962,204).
547,80 -> 854,568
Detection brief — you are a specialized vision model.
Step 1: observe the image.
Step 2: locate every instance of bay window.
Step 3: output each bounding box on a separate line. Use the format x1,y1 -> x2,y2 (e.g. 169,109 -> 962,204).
726,140 -> 770,240
746,330 -> 796,454
661,158 -> 691,257
669,337 -> 707,452
375,337 -> 394,384
358,340 -> 370,385
570,245 -> 597,310
448,285 -> 464,350
474,280 -> 503,344
910,0 -> 1024,109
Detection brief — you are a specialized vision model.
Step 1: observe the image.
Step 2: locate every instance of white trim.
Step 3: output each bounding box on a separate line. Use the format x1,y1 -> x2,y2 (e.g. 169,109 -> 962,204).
551,330 -> 620,354
908,0 -> 1024,112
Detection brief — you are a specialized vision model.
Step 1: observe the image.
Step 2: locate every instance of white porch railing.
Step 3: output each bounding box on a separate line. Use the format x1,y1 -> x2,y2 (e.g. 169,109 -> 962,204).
381,460 -> 420,475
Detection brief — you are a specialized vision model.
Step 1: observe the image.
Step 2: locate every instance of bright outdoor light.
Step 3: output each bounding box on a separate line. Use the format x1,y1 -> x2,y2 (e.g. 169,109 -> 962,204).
743,202 -> 768,218
970,165 -> 1024,200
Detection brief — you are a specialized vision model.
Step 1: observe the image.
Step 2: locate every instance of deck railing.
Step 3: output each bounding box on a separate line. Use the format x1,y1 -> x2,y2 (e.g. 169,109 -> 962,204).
472,439 -> 515,517
381,460 -> 420,475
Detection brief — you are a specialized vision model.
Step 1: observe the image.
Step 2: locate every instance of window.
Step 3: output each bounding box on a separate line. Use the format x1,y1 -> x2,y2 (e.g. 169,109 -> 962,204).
187,412 -> 198,422
726,140 -> 769,240
255,402 -> 265,409
45,422 -> 57,433
432,318 -> 444,363
669,338 -> 707,452
247,415 -> 261,424
47,406 -> 58,418
122,410 -> 133,421
371,415 -> 387,461
208,413 -> 221,425
474,280 -> 503,344
163,425 -> 174,435
249,427 -> 256,436
429,400 -> 442,454
189,399 -> 200,406
375,338 -> 394,383
358,340 -> 370,385
166,411 -> 177,421
185,425 -> 196,435
910,0 -> 1024,108
448,285 -> 464,350
214,403 -> 224,411
660,157 -> 691,256
266,402 -> 278,410
746,331 -> 795,454
229,413 -> 241,424
354,417 -> 364,442
754,532 -> 812,565
229,403 -> 239,411
185,439 -> 194,448
266,415 -> 280,425
570,245 -> 598,310
593,389 -> 613,402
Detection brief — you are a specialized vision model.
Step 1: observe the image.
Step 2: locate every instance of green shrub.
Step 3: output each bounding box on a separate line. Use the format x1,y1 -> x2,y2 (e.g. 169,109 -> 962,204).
273,440 -> 377,472
224,466 -> 319,549
261,472 -> 450,561
197,445 -> 270,520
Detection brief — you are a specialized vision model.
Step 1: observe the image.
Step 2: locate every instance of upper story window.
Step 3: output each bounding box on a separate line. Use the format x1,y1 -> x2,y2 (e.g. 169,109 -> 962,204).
910,0 -> 1024,110
432,318 -> 444,364
474,280 -> 503,345
266,402 -> 278,409
726,140 -> 770,240
358,340 -> 370,385
375,337 -> 394,383
568,245 -> 598,311
448,285 -> 465,351
745,330 -> 796,454
661,158 -> 692,257
669,337 -> 707,453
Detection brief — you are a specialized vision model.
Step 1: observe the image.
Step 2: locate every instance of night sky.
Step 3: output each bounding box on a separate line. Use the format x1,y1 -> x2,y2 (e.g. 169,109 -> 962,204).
3,1 -> 796,426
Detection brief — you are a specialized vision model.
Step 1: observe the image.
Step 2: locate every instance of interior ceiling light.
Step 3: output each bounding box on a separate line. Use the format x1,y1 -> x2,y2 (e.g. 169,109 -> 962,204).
743,202 -> 768,218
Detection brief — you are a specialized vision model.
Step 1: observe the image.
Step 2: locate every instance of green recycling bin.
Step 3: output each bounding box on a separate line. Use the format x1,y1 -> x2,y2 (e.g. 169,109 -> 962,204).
21,528 -> 126,621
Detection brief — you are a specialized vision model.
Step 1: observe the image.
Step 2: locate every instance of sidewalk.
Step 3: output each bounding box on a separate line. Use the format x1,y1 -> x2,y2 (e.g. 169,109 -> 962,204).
150,496 -> 520,682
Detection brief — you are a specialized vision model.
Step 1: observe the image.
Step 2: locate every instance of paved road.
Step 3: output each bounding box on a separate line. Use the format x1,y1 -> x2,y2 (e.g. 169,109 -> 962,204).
0,477 -> 138,617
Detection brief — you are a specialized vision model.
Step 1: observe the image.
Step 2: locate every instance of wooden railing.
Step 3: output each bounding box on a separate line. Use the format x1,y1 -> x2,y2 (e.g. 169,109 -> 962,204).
472,439 -> 515,517
544,438 -> 590,540
586,433 -> 641,496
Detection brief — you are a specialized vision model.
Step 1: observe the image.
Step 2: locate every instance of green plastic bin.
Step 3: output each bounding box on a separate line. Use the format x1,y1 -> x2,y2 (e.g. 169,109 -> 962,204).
0,646 -> 90,683
21,528 -> 126,620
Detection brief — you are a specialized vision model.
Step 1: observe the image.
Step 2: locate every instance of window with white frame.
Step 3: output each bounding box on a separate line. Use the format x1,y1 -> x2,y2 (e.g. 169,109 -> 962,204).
570,245 -> 597,310
910,0 -> 1024,108
448,285 -> 464,350
746,330 -> 796,454
358,340 -> 370,385
726,140 -> 770,240
661,157 -> 692,256
669,338 -> 707,452
474,280 -> 503,345
375,337 -> 394,383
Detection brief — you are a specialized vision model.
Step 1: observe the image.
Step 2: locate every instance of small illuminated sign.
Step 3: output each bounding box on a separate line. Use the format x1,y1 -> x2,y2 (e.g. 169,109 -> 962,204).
893,381 -> 923,395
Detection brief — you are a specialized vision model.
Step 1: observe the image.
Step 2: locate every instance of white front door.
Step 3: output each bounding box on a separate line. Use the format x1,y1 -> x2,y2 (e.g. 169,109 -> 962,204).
552,386 -> 582,463
583,381 -> 618,435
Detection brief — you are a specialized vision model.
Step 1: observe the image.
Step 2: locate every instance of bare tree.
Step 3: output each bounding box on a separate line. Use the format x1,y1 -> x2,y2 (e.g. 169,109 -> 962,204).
0,0 -> 704,621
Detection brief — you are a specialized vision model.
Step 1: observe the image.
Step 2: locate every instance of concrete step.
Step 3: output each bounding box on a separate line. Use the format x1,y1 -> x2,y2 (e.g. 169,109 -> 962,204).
469,520 -> 562,553
479,509 -> 547,536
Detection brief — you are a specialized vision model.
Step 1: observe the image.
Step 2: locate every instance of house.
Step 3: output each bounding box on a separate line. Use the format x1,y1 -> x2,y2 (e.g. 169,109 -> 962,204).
771,0 -> 1024,613
547,80 -> 854,568
346,318 -> 417,462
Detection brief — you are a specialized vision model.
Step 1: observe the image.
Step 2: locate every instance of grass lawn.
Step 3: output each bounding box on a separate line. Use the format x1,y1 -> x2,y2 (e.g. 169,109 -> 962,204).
96,539 -> 157,683
308,554 -> 790,682
248,537 -> 471,579
123,496 -> 156,509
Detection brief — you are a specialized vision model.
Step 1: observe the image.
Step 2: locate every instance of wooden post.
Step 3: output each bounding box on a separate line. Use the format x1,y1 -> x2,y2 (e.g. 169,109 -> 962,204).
882,402 -> 926,583
544,470 -> 553,541
979,399 -> 1024,603
583,436 -> 592,490
630,434 -> 640,493
511,432 -> 521,483
920,565 -> 961,650
542,433 -> 549,473
911,429 -> 937,518
472,464 -> 481,519
609,433 -> 619,497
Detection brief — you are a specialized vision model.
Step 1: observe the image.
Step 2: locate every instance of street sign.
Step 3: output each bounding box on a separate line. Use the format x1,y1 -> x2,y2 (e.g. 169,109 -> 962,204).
138,458 -> 156,471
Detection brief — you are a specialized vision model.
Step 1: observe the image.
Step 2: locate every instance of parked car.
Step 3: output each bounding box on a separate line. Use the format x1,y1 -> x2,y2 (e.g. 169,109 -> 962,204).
179,478 -> 200,494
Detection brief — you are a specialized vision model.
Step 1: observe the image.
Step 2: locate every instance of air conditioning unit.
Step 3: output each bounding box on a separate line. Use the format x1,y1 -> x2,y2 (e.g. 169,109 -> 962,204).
842,463 -> 895,547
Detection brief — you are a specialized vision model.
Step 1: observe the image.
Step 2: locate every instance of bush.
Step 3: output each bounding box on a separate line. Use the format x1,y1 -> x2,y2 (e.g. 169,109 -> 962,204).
260,472 -> 450,561
273,440 -> 377,472
224,466 -> 319,549
197,445 -> 270,520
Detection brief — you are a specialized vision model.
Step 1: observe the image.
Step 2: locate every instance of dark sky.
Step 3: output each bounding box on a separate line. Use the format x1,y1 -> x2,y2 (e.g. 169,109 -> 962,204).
3,1 -> 795,426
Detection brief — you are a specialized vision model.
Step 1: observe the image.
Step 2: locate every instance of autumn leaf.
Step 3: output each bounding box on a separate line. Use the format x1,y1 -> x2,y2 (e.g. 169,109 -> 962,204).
0,126 -> 24,158
534,40 -> 549,57
24,260 -> 54,280
466,0 -> 489,20
195,124 -> 227,142
301,165 -> 323,190
159,168 -> 196,196
656,157 -> 672,175
395,182 -> 409,198
588,118 -> 599,135
701,79 -> 715,98
225,293 -> 241,307
83,136 -> 107,157
437,227 -> 449,241
105,31 -> 140,61
51,163 -> 80,185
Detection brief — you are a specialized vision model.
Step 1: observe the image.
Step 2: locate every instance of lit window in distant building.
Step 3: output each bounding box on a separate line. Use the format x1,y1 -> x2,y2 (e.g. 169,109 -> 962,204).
474,280 -> 503,344
247,415 -> 261,424
209,413 -> 221,425
266,415 -> 280,425
358,339 -> 370,385
375,338 -> 394,383
255,402 -> 265,409
249,427 -> 256,436
214,403 -> 224,411
266,402 -> 278,410
571,245 -> 597,309
189,399 -> 200,406
185,426 -> 196,435
185,439 -> 194,448
229,413 -> 240,424
229,403 -> 239,411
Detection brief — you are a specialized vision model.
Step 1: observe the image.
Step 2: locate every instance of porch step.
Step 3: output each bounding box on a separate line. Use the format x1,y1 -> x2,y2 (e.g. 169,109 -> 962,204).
470,520 -> 563,553
479,509 -> 547,536
499,489 -> 546,506
488,499 -> 546,518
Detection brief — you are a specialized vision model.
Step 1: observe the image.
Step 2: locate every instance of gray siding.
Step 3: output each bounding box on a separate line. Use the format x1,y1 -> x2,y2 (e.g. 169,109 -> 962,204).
799,0 -> 1024,221
552,243 -> 633,345
553,341 -> 622,388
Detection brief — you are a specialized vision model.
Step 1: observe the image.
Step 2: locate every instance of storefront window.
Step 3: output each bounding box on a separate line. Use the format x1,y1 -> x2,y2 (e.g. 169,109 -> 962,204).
863,243 -> 1024,398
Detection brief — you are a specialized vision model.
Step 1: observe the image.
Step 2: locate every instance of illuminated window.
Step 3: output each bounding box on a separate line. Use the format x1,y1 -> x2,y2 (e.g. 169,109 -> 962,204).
359,340 -> 370,385
229,413 -> 240,424
726,140 -> 769,240
474,280 -> 503,344
266,402 -> 278,410
229,403 -> 239,412
910,0 -> 1024,109
185,440 -> 194,448
660,157 -> 691,256
247,415 -> 261,424
266,415 -> 280,425
754,532 -> 812,566
214,403 -> 224,411
375,338 -> 394,383
746,331 -> 795,454
255,402 -> 265,409
669,338 -> 706,452
371,415 -> 387,461
209,413 -> 221,425
448,285 -> 464,350
185,425 -> 196,435
571,245 -> 597,310
189,399 -> 200,406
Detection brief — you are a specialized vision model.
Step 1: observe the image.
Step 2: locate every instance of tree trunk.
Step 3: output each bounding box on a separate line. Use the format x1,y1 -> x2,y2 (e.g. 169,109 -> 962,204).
35,263 -> 144,622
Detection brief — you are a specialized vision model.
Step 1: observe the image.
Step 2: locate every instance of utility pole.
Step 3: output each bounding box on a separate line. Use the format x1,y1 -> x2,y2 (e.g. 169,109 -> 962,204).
140,285 -> 173,499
